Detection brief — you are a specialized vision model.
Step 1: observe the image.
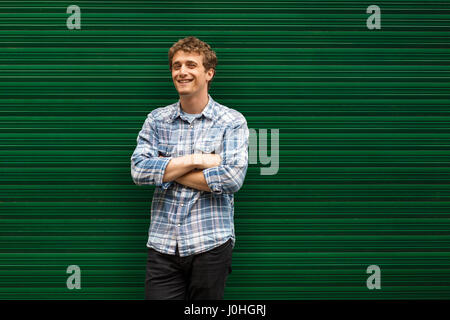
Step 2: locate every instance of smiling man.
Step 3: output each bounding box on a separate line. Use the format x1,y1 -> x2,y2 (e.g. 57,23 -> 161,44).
130,36 -> 249,300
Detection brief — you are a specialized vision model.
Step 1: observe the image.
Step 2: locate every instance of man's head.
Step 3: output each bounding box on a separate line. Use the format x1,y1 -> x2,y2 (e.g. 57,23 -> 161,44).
168,36 -> 217,97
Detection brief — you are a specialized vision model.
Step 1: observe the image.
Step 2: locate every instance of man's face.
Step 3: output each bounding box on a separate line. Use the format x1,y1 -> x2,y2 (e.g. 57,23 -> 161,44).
171,50 -> 214,97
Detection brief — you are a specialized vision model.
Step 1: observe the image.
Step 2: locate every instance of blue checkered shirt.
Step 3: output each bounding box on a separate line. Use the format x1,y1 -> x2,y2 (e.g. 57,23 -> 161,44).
131,95 -> 249,257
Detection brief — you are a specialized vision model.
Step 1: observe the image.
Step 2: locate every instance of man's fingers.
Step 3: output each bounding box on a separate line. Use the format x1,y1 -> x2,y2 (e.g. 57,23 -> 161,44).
204,154 -> 221,168
191,153 -> 221,169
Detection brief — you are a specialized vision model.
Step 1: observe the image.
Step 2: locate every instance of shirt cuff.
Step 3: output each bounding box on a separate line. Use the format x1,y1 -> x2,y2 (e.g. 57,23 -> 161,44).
161,181 -> 173,190
154,157 -> 172,187
202,166 -> 222,194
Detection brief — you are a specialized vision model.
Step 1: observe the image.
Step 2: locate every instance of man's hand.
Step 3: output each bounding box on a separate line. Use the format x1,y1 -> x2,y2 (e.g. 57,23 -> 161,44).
159,153 -> 221,169
191,153 -> 222,170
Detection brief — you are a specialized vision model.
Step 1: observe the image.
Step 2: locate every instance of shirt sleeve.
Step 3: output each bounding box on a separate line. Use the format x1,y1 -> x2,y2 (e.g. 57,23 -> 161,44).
130,113 -> 173,188
202,114 -> 249,194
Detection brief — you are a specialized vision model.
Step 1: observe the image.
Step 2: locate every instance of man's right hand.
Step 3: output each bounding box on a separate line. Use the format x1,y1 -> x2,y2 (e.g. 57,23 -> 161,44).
191,153 -> 222,170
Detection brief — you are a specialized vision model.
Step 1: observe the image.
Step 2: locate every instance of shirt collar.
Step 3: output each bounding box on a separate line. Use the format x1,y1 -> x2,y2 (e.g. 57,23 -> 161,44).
169,94 -> 217,122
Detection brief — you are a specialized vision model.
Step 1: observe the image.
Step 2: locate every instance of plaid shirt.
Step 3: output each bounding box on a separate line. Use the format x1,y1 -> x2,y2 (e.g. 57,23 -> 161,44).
131,95 -> 249,257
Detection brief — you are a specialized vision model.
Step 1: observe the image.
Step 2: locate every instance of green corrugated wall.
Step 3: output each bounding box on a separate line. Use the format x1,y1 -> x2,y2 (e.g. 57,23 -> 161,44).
1,0 -> 450,299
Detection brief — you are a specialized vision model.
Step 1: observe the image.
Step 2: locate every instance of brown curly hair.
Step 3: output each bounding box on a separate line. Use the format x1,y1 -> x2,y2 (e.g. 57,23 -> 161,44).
168,36 -> 218,88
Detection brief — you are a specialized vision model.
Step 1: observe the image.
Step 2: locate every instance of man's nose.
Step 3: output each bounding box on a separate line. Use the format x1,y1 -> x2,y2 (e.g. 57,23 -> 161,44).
179,64 -> 188,75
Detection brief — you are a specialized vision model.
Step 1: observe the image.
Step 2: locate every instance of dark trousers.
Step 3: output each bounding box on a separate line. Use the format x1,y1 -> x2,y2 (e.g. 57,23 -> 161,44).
145,239 -> 233,300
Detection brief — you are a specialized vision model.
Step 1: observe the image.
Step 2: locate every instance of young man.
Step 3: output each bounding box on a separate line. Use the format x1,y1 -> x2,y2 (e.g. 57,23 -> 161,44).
130,36 -> 249,300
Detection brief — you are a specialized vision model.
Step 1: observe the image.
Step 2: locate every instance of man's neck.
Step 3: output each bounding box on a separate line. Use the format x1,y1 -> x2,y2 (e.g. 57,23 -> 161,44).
179,92 -> 209,114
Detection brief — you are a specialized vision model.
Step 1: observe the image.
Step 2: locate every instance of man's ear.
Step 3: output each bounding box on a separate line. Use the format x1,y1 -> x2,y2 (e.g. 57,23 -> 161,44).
206,68 -> 215,81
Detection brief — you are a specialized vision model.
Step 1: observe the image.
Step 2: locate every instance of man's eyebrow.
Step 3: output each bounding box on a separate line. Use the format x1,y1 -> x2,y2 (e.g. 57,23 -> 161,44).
173,60 -> 198,65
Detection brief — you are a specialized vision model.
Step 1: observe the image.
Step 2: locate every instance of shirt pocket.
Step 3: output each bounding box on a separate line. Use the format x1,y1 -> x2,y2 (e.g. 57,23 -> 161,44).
194,127 -> 223,154
194,137 -> 224,155
194,141 -> 215,154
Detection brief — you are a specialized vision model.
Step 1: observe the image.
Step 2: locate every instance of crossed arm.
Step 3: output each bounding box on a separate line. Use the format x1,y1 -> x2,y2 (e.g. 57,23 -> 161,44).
131,113 -> 248,194
161,154 -> 222,192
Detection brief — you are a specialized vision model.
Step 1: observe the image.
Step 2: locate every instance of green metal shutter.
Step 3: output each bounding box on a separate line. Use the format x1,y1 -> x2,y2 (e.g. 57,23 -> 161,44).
1,0 -> 450,299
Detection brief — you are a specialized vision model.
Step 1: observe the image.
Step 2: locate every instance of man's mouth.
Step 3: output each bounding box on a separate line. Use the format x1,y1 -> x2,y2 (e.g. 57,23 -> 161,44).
177,79 -> 193,84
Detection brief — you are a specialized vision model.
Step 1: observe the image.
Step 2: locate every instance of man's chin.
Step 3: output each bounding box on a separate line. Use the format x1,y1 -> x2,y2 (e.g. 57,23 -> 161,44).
177,90 -> 194,96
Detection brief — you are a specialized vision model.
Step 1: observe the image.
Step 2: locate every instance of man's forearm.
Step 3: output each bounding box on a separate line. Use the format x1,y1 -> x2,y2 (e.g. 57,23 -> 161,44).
175,169 -> 211,192
162,155 -> 196,183
162,153 -> 221,185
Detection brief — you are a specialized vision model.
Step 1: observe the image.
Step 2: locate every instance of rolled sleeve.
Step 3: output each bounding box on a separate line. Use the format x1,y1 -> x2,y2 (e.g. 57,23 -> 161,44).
130,114 -> 173,187
203,114 -> 249,194
153,156 -> 172,187
203,166 -> 223,194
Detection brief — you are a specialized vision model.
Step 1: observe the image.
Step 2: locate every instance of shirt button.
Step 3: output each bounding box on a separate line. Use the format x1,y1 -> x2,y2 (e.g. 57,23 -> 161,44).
178,224 -> 181,227
189,125 -> 193,128
180,204 -> 184,207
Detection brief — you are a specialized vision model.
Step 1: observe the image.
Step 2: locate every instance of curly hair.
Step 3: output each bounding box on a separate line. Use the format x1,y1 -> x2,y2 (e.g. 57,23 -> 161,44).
168,36 -> 218,87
